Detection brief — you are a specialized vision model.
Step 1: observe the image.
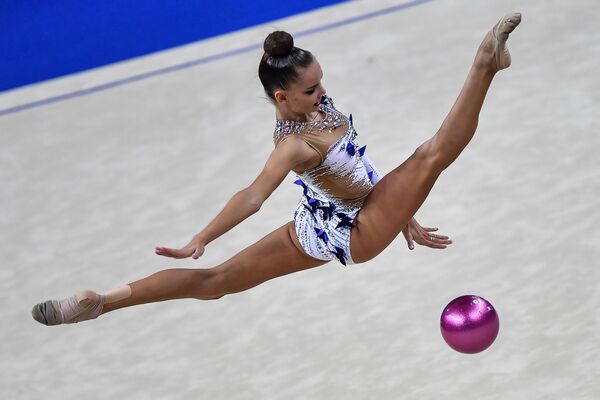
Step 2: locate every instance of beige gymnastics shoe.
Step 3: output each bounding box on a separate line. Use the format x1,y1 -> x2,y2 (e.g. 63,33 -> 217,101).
32,290 -> 105,326
493,12 -> 522,70
477,12 -> 522,71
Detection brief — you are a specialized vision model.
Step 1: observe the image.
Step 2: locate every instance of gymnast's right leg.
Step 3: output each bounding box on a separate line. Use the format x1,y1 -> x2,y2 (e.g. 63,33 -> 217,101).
32,221 -> 328,326
350,13 -> 521,263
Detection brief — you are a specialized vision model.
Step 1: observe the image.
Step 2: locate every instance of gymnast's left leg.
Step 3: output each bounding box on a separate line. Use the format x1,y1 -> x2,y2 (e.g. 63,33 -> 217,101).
32,221 -> 328,326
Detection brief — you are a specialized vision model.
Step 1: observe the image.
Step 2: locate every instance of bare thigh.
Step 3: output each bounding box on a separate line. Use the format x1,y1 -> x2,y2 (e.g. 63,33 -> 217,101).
350,148 -> 441,263
212,221 -> 329,295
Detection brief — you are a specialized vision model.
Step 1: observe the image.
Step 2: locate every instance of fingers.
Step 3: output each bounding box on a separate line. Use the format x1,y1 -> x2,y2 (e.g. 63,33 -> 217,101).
401,225 -> 415,250
192,247 -> 204,259
419,226 -> 449,241
422,227 -> 448,238
407,231 -> 415,250
407,221 -> 452,249
416,234 -> 452,249
410,228 -> 452,249
154,246 -> 191,259
154,246 -> 177,258
427,233 -> 450,240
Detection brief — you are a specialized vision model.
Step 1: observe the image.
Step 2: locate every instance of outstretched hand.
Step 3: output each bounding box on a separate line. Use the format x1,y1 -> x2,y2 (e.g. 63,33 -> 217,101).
402,217 -> 452,250
155,235 -> 206,259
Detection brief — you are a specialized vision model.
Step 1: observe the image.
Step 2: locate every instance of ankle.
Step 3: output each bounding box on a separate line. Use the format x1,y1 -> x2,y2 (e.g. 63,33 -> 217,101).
468,62 -> 496,84
474,63 -> 496,77
75,290 -> 98,307
104,285 -> 132,303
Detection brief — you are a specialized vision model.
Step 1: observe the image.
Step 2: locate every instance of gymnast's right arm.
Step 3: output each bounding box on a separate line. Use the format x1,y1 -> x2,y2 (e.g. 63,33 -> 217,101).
154,136 -> 316,259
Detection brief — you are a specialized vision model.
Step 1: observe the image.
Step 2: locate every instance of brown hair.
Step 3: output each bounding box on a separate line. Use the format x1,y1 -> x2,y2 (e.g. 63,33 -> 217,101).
258,31 -> 314,101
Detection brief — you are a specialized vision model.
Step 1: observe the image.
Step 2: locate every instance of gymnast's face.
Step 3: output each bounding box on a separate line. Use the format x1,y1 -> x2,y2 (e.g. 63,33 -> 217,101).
274,59 -> 326,115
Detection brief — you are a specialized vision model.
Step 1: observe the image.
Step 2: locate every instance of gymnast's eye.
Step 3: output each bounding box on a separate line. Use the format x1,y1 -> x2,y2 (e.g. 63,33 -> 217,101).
305,88 -> 316,95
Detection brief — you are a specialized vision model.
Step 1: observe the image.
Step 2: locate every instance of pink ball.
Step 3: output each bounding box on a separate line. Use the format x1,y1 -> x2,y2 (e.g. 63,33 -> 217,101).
440,295 -> 499,354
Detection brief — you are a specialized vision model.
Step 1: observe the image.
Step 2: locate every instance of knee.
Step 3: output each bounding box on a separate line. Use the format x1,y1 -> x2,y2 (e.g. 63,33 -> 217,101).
412,140 -> 445,175
189,269 -> 227,300
413,139 -> 437,164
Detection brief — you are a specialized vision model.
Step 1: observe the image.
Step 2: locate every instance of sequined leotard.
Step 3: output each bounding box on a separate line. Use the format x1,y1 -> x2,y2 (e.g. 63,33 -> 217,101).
273,95 -> 382,265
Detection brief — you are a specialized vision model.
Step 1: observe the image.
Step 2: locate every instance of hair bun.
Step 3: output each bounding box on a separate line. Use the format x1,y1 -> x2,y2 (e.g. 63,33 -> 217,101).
264,31 -> 294,58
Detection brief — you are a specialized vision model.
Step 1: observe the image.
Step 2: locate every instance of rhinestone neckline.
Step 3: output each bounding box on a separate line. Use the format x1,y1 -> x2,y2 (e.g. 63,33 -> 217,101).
274,103 -> 345,139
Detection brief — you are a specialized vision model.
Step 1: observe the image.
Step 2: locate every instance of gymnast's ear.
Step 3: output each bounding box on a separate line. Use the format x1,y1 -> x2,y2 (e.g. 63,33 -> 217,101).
274,89 -> 287,105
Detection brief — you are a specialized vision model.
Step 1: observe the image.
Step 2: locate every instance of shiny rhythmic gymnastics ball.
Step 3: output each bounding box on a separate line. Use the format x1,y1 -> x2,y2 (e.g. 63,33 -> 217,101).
440,295 -> 499,354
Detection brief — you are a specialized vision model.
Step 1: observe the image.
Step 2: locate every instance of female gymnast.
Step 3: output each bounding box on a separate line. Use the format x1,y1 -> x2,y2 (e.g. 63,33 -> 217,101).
32,13 -> 521,326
